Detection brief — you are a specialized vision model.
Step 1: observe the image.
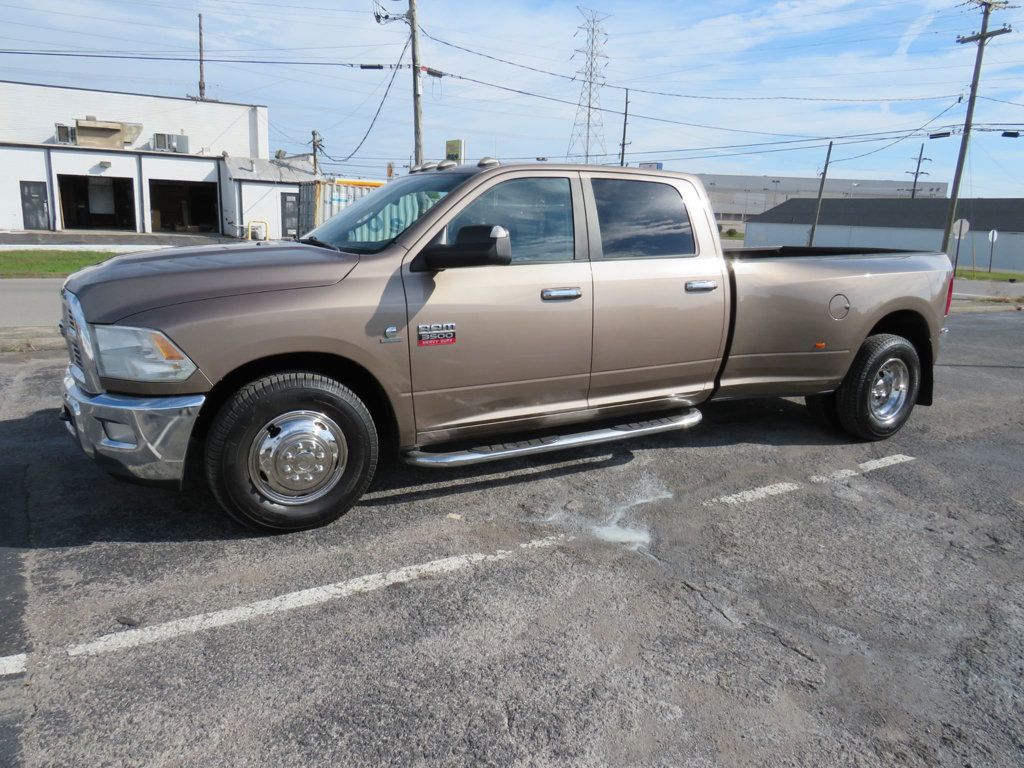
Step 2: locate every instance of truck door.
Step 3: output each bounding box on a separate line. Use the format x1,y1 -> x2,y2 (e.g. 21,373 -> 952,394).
582,173 -> 728,407
403,172 -> 593,442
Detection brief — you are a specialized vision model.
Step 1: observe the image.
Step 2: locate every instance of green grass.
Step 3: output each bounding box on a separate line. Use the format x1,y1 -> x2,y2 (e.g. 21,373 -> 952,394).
0,250 -> 117,278
720,232 -> 745,240
955,268 -> 1023,282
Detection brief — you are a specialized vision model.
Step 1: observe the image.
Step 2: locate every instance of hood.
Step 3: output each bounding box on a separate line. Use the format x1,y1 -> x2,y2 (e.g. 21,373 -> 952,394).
65,242 -> 359,324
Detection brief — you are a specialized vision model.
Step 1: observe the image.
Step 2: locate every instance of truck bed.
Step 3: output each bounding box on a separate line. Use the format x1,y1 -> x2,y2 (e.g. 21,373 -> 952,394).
714,247 -> 952,400
726,245 -> 930,260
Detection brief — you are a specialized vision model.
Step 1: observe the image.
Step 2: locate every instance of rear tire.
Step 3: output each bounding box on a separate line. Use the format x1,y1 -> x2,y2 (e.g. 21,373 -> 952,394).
205,372 -> 378,532
835,334 -> 920,441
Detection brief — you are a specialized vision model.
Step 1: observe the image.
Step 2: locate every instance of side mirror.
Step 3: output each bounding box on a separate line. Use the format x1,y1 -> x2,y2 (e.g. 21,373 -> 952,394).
412,225 -> 512,272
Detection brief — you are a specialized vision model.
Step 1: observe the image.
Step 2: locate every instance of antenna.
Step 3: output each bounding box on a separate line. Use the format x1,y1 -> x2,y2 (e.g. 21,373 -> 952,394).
566,6 -> 609,164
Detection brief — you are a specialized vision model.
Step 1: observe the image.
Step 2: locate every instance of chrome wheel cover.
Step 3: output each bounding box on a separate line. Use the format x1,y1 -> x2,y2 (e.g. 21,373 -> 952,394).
868,358 -> 910,425
247,410 -> 347,506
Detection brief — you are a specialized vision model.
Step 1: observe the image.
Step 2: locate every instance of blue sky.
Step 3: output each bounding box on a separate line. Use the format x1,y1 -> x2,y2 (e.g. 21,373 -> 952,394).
3,0 -> 1023,194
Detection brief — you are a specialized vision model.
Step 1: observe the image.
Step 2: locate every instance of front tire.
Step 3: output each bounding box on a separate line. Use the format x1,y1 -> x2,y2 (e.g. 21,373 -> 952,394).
205,373 -> 378,532
836,334 -> 920,441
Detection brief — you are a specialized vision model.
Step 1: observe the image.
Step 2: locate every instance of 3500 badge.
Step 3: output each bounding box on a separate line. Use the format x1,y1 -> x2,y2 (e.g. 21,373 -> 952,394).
417,322 -> 456,346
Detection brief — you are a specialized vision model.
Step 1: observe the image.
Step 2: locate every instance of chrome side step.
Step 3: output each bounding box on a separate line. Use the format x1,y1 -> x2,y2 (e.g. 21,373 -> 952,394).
403,408 -> 702,468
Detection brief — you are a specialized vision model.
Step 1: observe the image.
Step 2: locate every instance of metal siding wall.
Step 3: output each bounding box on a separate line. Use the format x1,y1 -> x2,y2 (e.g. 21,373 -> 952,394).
319,181 -> 380,223
0,146 -> 48,230
240,181 -> 299,240
742,222 -> 1024,271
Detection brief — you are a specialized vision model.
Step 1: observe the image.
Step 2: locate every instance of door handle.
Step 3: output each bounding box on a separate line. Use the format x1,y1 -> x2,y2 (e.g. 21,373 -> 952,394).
685,280 -> 718,292
541,287 -> 582,301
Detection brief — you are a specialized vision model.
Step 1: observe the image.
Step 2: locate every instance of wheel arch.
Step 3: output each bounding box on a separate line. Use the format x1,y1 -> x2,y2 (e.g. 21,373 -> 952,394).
866,309 -> 934,405
192,352 -> 400,452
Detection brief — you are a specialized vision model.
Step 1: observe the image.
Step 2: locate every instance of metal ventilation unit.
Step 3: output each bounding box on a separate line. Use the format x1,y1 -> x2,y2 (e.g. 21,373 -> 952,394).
55,124 -> 77,145
153,133 -> 190,153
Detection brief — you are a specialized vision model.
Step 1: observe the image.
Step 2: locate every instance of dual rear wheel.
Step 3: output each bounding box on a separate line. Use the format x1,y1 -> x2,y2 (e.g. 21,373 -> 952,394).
806,333 -> 921,440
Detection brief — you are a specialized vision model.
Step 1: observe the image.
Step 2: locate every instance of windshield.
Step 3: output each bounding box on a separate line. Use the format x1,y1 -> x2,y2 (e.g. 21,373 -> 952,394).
305,173 -> 471,254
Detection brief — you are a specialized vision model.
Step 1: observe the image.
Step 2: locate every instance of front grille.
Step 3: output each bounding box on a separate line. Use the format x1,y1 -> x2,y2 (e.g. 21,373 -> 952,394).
62,297 -> 84,368
62,291 -> 101,392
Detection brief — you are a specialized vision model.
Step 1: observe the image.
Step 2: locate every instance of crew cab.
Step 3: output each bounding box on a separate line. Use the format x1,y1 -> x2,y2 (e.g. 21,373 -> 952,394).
60,161 -> 953,531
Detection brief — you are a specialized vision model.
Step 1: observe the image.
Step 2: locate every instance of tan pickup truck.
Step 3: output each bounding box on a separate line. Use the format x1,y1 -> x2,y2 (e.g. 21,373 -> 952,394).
60,162 -> 953,531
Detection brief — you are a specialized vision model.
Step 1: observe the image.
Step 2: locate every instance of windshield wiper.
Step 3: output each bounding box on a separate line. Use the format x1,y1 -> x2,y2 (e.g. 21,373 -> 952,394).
298,236 -> 342,252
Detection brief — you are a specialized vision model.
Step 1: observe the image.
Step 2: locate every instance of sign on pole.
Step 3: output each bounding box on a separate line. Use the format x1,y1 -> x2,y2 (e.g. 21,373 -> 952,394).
951,218 -> 970,272
988,229 -> 998,273
988,229 -> 998,243
445,139 -> 465,165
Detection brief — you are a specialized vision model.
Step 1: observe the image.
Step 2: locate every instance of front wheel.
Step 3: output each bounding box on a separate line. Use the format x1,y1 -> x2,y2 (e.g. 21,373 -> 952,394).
205,373 -> 378,532
836,334 -> 921,440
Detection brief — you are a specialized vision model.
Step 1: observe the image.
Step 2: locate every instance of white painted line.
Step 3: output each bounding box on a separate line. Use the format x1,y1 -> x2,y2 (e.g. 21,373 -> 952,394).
858,454 -> 915,473
66,535 -> 565,658
810,469 -> 859,484
811,454 -> 915,483
0,653 -> 27,677
709,482 -> 802,506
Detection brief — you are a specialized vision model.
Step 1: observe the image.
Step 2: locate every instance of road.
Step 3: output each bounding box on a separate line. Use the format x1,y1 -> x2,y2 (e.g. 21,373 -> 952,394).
1,311 -> 1022,766
0,279 -> 63,329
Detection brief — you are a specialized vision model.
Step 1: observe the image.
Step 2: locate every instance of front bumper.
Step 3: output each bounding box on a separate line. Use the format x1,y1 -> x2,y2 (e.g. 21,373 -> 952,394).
61,369 -> 205,485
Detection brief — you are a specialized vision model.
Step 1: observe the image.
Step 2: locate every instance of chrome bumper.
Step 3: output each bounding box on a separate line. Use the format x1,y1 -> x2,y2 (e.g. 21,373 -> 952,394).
61,369 -> 205,485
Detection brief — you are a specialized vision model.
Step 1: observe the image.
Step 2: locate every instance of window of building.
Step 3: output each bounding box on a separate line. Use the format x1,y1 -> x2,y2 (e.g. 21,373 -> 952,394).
591,178 -> 695,259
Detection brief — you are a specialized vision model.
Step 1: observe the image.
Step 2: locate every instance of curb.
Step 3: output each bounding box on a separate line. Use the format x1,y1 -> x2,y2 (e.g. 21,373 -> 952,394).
0,327 -> 64,353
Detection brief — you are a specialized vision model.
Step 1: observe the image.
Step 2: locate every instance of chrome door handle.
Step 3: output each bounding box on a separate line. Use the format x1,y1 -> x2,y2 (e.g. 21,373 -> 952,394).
685,280 -> 718,292
541,287 -> 582,301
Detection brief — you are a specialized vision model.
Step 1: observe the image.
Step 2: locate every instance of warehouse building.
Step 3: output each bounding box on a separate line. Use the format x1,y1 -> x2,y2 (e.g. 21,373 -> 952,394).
0,80 -> 337,240
694,173 -> 948,231
746,197 -> 1024,272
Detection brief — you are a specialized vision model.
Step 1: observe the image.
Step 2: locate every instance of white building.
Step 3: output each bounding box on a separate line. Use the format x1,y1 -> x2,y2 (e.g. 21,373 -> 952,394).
694,172 -> 949,230
0,80 -> 322,240
745,197 -> 1024,272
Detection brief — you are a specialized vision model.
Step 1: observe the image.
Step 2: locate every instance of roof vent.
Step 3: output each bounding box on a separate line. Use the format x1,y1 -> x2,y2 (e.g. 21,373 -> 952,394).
477,157 -> 500,168
420,161 -> 438,172
436,159 -> 457,170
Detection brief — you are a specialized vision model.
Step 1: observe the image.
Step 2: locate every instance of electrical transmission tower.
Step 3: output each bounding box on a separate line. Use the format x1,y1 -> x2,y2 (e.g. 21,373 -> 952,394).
566,7 -> 609,163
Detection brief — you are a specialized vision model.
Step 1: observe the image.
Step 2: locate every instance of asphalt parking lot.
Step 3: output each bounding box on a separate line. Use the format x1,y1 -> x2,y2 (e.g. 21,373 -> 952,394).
1,311 -> 1022,767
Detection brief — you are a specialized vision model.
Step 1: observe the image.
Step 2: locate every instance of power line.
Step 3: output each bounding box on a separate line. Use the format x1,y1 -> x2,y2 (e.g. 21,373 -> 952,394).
436,71 -> 816,139
0,49 -> 406,67
335,36 -> 411,163
419,26 -> 967,104
831,100 -> 963,163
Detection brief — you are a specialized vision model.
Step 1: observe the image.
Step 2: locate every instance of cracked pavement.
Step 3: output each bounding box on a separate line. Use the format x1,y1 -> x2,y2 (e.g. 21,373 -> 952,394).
1,310 -> 1022,766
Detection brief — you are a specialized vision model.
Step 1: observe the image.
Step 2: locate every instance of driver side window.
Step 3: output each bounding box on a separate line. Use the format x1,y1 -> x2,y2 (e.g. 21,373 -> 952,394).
447,177 -> 574,263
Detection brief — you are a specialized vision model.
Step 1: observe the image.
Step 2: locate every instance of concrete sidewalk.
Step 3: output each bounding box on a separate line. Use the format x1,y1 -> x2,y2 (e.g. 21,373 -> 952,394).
953,277 -> 1024,299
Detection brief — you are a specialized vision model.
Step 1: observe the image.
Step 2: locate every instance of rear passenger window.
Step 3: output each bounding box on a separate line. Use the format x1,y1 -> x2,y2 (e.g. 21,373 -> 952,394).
591,179 -> 695,259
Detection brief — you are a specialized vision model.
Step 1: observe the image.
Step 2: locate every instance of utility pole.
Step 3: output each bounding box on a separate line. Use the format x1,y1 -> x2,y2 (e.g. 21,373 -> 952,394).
311,130 -> 321,175
408,0 -> 424,165
198,14 -> 206,101
807,140 -> 833,247
618,89 -> 629,166
907,144 -> 931,198
941,0 -> 1012,254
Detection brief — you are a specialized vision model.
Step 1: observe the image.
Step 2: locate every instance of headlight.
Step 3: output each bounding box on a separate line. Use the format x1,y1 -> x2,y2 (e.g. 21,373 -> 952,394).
93,326 -> 197,382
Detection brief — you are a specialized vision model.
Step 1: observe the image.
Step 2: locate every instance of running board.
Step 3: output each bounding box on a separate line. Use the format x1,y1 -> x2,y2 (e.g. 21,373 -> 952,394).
403,408 -> 702,468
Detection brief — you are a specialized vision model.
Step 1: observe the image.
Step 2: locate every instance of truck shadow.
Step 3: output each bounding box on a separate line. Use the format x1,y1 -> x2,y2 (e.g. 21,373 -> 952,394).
2,396 -> 846,547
